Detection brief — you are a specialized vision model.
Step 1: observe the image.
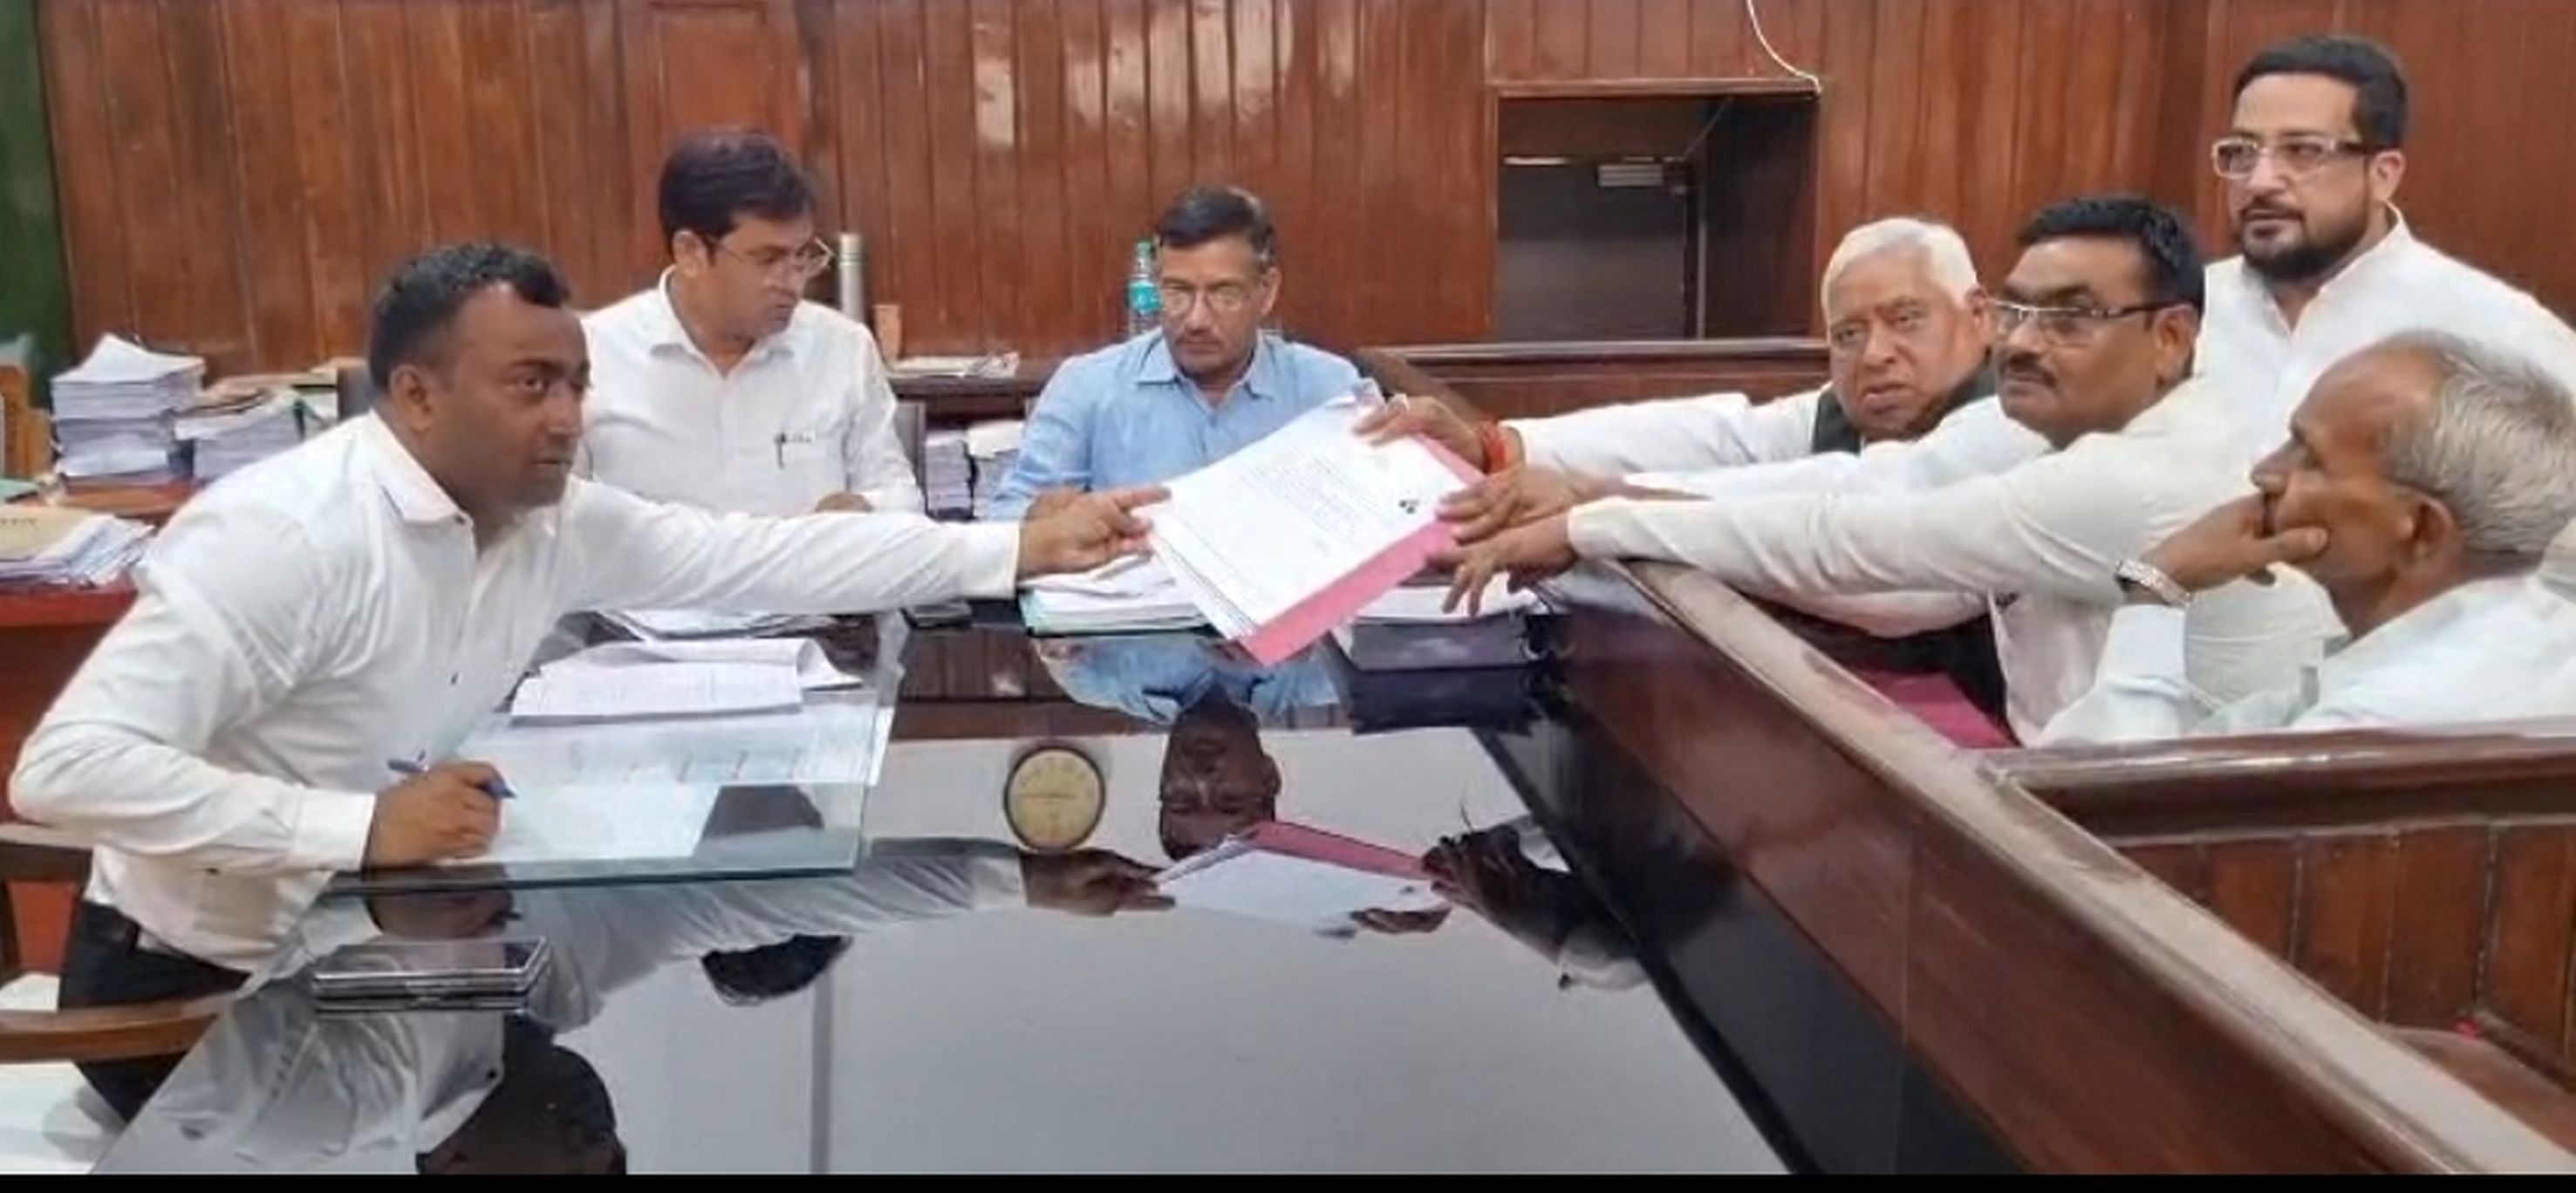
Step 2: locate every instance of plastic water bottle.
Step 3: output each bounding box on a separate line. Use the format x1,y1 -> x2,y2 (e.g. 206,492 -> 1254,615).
1124,238 -> 1160,338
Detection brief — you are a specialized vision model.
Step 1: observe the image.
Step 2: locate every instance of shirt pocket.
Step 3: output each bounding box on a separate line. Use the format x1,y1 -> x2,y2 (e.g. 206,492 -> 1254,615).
738,415 -> 851,512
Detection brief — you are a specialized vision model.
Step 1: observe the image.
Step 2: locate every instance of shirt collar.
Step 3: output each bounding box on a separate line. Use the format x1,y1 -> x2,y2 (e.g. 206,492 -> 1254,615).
2237,203 -> 2421,317
2313,572 -> 2521,682
354,415 -> 468,528
1136,331 -> 1279,400
646,269 -> 797,364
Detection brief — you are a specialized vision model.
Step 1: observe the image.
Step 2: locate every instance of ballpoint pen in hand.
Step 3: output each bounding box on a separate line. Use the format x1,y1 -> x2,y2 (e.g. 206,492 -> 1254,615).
386,758 -> 516,801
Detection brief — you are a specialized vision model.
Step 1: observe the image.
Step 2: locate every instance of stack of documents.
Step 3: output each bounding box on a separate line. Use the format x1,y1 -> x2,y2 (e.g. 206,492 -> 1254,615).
540,636 -> 864,690
1019,556 -> 1206,635
179,392 -> 309,481
51,335 -> 200,483
459,696 -> 884,788
599,608 -> 837,641
967,419 -> 1023,520
0,505 -> 151,587
508,636 -> 864,722
887,351 -> 1020,380
1145,393 -> 1475,665
922,427 -> 973,517
1155,821 -> 1446,932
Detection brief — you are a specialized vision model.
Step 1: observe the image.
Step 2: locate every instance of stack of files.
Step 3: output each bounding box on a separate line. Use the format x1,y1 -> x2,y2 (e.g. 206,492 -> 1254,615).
0,505 -> 152,588
1145,393 -> 1475,665
598,608 -> 837,641
966,419 -> 1023,520
1019,555 -> 1207,635
457,696 -> 883,788
921,427 -> 973,517
507,660 -> 805,722
538,636 -> 865,691
179,392 -> 309,481
1154,821 -> 1446,933
50,335 -> 200,483
887,351 -> 1021,379
1330,577 -> 1549,672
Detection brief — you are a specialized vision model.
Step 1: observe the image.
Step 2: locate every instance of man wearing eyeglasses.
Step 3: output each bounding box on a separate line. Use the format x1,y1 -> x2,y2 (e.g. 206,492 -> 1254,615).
2201,34 -> 2576,456
1440,197 -> 2336,742
579,127 -> 921,515
983,185 -> 1363,520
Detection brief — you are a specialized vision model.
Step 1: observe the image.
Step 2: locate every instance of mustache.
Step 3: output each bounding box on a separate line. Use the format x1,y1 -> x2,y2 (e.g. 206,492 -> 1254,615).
2000,351 -> 2054,386
2238,202 -> 2300,221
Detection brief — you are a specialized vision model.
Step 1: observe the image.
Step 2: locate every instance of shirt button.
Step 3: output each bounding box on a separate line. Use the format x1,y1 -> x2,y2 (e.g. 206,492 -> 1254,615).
449,672 -> 460,685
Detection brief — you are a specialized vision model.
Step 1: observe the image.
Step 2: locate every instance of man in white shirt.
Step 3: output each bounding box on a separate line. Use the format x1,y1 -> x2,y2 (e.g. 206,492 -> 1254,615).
13,242 -> 1157,1110
2046,331 -> 2576,741
579,128 -> 920,515
2200,34 -> 2576,455
1441,197 -> 2336,740
1363,217 -> 1997,525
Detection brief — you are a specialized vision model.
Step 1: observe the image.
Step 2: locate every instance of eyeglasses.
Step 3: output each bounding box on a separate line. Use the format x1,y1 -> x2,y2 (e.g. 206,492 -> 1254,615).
716,236 -> 835,283
2210,134 -> 2371,180
1991,298 -> 2183,347
1157,280 -> 1264,317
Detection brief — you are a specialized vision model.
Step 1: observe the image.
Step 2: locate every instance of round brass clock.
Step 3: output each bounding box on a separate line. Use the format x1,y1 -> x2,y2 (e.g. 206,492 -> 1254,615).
1003,742 -> 1105,852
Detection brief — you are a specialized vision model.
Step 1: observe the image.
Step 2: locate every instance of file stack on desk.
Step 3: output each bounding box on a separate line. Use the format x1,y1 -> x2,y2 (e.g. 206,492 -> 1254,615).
0,504 -> 152,588
598,608 -> 837,641
1019,556 -> 1207,635
179,392 -> 310,481
967,419 -> 1023,520
51,335 -> 200,484
508,636 -> 864,722
1154,821 -> 1446,933
1146,394 -> 1476,664
921,427 -> 974,518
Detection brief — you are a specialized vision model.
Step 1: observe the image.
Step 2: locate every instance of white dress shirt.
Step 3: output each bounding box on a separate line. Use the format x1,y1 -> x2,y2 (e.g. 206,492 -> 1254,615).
1511,387 -> 1828,475
1565,378 -> 2338,740
9,415 -> 1022,970
2200,213 -> 2576,457
2042,575 -> 2576,741
1510,385 -> 2002,638
581,273 -> 922,515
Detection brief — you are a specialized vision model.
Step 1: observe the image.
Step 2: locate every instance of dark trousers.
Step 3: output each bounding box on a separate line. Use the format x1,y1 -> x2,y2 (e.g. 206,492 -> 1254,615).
56,900 -> 248,1122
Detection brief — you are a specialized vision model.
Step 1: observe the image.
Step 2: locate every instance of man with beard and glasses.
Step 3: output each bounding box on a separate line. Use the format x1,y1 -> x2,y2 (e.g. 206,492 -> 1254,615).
1438,197 -> 2337,743
2200,34 -> 2576,457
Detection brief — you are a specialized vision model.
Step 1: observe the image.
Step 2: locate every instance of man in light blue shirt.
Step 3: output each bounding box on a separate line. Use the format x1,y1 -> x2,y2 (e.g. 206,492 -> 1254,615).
985,185 -> 1362,518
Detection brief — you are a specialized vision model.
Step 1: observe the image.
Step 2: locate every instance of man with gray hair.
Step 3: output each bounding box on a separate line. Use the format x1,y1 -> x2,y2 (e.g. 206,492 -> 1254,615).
1360,215 -> 2006,643
2046,329 -> 2576,740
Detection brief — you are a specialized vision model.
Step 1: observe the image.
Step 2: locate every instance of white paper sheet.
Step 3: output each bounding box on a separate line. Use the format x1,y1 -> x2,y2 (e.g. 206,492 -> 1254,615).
507,662 -> 805,721
1157,846 -> 1445,931
448,782 -> 723,865
540,637 -> 863,690
457,698 -> 883,787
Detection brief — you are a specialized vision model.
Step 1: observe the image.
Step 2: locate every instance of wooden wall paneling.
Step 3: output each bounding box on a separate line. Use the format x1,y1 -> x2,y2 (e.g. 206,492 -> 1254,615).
794,0 -> 844,250
2205,838 -> 2299,959
971,0 -> 1024,351
1267,0 -> 1311,343
1228,0 -> 1276,225
2385,824 -> 2491,1029
877,1 -> 941,352
1957,0 -> 2027,271
1057,0 -> 1112,338
90,2 -> 213,363
618,0 -> 808,277
2292,830 -> 2398,1019
1488,0 -> 1536,82
156,1 -> 255,371
923,0 -> 985,351
1856,0 -> 1922,221
1101,0 -> 1154,297
1431,0 -> 1489,349
2149,0 -> 2215,221
1302,0 -> 1361,346
457,0 -> 550,254
1636,0 -> 1691,79
2005,0 -> 2074,221
1588,0 -> 1643,81
1808,0 -> 1871,301
339,0 -> 430,306
1188,0 -> 1233,182
37,0 -> 137,356
1532,0 -> 1587,82
1144,0 -> 1192,210
1685,0 -> 1743,78
1014,0 -> 1076,354
2484,826 -> 2576,1060
405,3 -> 482,250
215,0 -> 315,371
1907,0 -> 1965,229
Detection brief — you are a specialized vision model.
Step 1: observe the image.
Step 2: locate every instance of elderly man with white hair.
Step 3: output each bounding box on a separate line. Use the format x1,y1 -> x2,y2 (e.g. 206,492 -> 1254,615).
1361,216 -> 2013,645
1365,215 -> 2001,512
2045,329 -> 2576,740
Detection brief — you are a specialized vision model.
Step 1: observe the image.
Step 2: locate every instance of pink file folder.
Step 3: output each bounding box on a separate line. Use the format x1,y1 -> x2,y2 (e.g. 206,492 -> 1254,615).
1235,821 -> 1433,881
1232,435 -> 1483,666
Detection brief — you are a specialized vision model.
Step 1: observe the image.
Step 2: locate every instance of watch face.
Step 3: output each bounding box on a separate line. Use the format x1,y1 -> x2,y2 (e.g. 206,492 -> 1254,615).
1004,746 -> 1105,852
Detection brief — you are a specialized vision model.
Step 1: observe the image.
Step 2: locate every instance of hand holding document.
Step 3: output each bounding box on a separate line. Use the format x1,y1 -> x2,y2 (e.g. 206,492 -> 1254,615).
1154,821 -> 1446,932
1014,485 -> 1166,578
1145,392 -> 1477,664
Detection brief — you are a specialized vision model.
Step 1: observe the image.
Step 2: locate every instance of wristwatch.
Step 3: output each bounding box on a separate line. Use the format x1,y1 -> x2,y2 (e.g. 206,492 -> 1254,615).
2115,558 -> 2193,609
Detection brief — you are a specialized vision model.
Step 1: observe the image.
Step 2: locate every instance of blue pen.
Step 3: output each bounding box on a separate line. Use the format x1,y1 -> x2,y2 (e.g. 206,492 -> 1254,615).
386,758 -> 515,801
